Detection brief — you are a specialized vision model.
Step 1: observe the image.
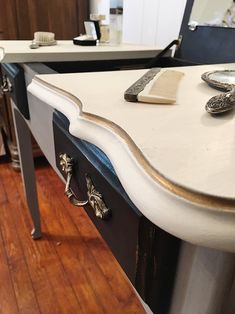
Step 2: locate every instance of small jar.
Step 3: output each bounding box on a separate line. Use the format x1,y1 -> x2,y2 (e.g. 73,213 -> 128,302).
90,14 -> 108,43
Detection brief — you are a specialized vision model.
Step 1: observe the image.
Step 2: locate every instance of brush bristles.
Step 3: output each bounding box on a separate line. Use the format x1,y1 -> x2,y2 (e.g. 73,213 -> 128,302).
34,32 -> 55,43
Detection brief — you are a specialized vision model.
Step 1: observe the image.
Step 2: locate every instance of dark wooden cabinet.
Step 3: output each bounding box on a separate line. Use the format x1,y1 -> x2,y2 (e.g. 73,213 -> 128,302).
1,0 -> 89,40
0,2 -> 4,39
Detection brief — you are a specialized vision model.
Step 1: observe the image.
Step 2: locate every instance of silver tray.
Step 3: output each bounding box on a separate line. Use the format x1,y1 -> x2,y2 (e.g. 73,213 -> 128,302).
201,70 -> 235,91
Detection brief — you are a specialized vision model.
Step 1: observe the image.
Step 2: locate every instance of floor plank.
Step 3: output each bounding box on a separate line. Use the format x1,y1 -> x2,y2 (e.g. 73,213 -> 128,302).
0,160 -> 145,314
0,202 -> 40,314
1,163 -> 81,314
0,228 -> 19,314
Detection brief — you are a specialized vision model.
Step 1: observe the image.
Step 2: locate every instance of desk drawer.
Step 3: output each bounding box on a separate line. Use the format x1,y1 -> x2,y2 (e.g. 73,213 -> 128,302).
53,111 -> 180,314
53,111 -> 141,282
1,63 -> 29,119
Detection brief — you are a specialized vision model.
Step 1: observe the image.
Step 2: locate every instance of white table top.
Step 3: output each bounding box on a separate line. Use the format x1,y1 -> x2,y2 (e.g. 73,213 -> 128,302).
0,40 -> 160,63
28,63 -> 235,251
32,63 -> 235,200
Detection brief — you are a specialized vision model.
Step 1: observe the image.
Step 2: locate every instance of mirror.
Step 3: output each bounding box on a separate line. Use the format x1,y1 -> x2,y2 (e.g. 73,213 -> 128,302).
189,0 -> 235,28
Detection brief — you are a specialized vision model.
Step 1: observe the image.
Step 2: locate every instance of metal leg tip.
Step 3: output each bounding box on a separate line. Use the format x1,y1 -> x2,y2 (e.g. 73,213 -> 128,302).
31,228 -> 42,240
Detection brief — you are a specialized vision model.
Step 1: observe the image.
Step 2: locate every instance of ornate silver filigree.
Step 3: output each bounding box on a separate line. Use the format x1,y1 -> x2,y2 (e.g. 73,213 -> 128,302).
59,153 -> 111,219
205,88 -> 235,114
202,70 -> 235,91
86,174 -> 111,220
124,68 -> 161,102
59,153 -> 88,206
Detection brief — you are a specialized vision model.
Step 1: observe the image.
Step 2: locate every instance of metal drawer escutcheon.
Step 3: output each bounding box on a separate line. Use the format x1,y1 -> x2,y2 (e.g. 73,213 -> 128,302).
85,174 -> 111,220
59,153 -> 111,220
0,75 -> 12,94
59,153 -> 88,206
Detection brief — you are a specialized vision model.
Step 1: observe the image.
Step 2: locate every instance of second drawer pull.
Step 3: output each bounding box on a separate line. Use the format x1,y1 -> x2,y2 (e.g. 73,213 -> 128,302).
86,174 -> 111,220
59,153 -> 88,206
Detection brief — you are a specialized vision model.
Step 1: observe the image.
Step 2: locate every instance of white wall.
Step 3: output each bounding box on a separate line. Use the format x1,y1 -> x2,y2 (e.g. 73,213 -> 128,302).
89,0 -> 187,46
90,0 -> 110,24
154,0 -> 187,46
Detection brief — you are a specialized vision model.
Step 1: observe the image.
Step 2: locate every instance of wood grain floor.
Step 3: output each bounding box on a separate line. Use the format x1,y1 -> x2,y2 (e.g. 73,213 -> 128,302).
0,158 -> 145,314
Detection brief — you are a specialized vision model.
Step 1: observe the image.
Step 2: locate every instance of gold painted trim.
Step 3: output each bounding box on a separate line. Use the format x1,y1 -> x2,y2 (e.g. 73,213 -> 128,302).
33,76 -> 235,211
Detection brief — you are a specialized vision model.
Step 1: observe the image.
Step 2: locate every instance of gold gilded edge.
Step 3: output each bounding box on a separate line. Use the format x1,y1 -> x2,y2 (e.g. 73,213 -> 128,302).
33,76 -> 235,211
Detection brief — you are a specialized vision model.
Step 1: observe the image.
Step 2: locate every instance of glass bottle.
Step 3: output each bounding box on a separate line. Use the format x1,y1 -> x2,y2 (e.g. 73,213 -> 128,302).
109,0 -> 123,45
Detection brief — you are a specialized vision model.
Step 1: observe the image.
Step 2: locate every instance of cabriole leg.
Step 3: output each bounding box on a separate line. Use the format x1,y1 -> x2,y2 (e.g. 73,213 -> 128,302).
12,107 -> 41,239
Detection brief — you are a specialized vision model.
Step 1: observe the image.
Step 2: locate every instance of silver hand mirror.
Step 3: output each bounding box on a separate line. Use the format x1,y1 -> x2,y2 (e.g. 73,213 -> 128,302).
202,70 -> 235,114
205,88 -> 235,114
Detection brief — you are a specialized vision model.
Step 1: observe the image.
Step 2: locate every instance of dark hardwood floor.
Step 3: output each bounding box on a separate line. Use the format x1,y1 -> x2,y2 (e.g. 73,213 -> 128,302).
0,158 -> 145,314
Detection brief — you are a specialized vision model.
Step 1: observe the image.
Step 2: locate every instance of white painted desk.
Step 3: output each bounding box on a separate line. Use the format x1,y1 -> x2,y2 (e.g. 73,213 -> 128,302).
0,40 -> 160,63
28,64 -> 235,250
0,39 -> 163,169
24,64 -> 235,314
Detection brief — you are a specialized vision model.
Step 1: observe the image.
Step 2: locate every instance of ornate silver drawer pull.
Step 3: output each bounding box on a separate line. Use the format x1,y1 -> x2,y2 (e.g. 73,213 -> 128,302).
85,174 -> 111,220
59,153 -> 111,220
1,75 -> 12,94
59,153 -> 88,206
